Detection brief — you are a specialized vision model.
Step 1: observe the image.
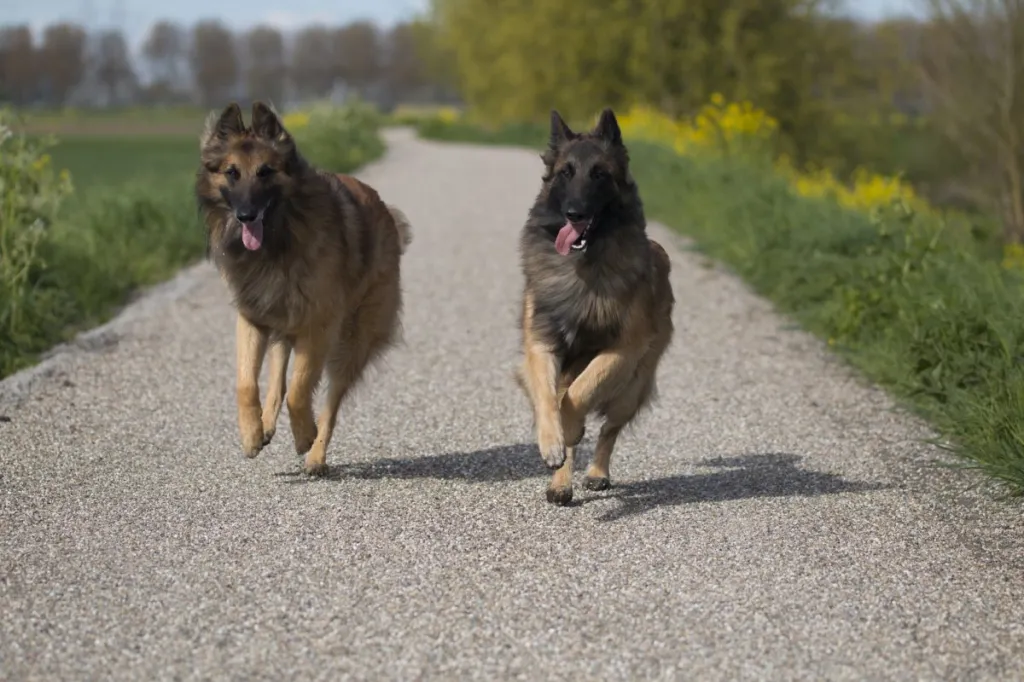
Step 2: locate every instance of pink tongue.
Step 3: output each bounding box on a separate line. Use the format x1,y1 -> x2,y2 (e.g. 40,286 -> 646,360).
241,219 -> 264,251
555,221 -> 583,256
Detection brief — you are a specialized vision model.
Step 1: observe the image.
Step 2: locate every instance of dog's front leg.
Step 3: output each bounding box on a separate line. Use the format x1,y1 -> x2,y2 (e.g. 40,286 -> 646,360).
236,313 -> 269,457
521,341 -> 565,470
562,346 -> 641,447
287,331 -> 328,461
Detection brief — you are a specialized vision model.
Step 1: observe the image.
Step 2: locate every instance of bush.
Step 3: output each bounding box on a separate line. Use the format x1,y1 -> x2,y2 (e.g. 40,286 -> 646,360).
0,109 -> 73,375
0,176 -> 202,378
283,98 -> 386,173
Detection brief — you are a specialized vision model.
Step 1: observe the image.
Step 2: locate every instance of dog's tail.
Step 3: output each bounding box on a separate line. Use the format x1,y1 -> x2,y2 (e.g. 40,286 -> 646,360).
387,205 -> 413,255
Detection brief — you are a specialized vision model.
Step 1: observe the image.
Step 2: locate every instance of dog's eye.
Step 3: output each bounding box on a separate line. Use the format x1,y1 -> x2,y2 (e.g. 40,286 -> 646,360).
559,165 -> 575,178
224,166 -> 240,181
591,167 -> 608,180
256,165 -> 275,178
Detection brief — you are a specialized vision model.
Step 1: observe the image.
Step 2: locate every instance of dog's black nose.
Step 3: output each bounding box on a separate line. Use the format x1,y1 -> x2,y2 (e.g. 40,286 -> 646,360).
236,209 -> 259,222
565,210 -> 587,223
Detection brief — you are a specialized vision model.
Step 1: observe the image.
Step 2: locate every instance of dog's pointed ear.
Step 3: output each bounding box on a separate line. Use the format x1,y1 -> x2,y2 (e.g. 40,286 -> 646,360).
201,102 -> 244,149
549,109 -> 575,148
593,108 -> 622,146
251,101 -> 289,143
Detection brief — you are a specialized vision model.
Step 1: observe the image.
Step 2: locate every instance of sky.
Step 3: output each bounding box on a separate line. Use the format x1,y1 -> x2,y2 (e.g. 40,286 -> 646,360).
2,0 -> 925,50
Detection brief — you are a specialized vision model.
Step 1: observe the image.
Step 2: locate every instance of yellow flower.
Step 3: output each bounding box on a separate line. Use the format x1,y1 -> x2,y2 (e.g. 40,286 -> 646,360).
1002,243 -> 1024,270
281,111 -> 310,129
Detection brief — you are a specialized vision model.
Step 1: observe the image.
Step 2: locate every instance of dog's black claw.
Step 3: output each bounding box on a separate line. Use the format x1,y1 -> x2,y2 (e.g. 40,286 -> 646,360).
262,430 -> 275,446
584,476 -> 610,491
546,486 -> 574,505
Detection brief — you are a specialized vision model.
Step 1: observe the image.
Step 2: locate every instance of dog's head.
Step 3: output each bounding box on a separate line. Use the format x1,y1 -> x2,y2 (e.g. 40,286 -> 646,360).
196,101 -> 301,253
538,108 -> 632,256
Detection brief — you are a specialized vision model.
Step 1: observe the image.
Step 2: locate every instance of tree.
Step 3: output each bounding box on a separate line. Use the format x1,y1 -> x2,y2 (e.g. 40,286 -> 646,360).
143,21 -> 187,93
333,21 -> 379,92
190,20 -> 240,106
383,21 -> 428,100
919,0 -> 1024,241
37,23 -> 87,106
0,25 -> 36,105
93,29 -> 137,105
431,0 -> 852,159
243,25 -> 286,104
291,26 -> 336,98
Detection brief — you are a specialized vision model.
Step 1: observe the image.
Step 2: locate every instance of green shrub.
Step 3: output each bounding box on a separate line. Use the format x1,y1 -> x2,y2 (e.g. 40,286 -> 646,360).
0,108 -> 74,373
0,177 -> 203,378
287,99 -> 386,173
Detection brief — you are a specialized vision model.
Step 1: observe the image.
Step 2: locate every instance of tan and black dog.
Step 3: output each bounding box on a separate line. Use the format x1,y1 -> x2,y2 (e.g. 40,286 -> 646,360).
195,101 -> 412,475
517,108 -> 675,504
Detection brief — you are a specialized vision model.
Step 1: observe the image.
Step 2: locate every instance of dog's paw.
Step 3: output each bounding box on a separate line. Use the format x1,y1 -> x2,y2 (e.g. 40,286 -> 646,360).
537,426 -> 566,469
303,453 -> 329,477
241,440 -> 263,458
261,414 -> 279,446
290,412 -> 317,455
239,421 -> 265,459
583,475 -> 611,491
546,484 -> 574,505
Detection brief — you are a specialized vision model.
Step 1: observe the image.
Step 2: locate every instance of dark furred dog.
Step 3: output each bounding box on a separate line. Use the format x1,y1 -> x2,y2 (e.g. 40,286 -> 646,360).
516,108 -> 675,504
195,101 -> 412,475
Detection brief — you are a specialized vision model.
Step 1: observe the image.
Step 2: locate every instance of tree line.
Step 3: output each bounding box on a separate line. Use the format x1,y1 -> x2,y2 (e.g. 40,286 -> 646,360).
0,18 -> 452,109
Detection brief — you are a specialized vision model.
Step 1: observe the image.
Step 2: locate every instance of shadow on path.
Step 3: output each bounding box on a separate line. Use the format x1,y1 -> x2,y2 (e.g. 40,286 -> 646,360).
585,453 -> 890,521
278,445 -> 888,520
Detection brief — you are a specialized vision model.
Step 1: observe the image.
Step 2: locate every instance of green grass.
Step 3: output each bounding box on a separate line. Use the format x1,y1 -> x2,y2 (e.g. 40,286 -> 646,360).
1,105 -> 386,379
2,132 -> 207,378
416,117 -> 1024,495
24,104 -> 204,121
48,136 -> 198,193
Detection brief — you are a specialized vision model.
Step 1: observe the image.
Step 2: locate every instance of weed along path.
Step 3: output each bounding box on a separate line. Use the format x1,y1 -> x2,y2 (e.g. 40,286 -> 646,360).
2,128 -> 1023,679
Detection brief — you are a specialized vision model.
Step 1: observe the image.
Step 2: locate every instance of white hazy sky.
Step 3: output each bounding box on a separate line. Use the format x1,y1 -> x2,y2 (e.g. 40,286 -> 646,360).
2,0 -> 925,49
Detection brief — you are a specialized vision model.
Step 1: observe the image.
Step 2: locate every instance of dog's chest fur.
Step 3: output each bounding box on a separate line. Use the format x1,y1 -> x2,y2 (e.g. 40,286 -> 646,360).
525,238 -> 649,366
218,250 -> 333,333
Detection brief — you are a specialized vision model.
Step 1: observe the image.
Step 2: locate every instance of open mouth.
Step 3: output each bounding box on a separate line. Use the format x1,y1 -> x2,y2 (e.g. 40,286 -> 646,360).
239,209 -> 266,251
554,219 -> 592,256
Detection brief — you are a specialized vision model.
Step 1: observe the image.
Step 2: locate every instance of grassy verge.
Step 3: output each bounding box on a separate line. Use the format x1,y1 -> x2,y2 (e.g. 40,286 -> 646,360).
1,103 -> 386,379
416,117 -> 1024,494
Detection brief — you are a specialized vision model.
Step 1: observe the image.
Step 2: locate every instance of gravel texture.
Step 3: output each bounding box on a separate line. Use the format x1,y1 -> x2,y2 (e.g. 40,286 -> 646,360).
2,129 -> 1023,681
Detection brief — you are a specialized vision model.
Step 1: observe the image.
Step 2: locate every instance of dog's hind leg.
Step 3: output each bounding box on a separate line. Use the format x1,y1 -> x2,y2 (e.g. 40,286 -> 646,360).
584,422 -> 623,492
302,368 -> 351,477
260,338 -> 291,446
236,313 -> 270,458
303,315 -> 388,476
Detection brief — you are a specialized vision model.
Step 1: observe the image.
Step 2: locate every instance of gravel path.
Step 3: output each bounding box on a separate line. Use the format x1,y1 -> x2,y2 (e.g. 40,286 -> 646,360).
2,129 -> 1023,681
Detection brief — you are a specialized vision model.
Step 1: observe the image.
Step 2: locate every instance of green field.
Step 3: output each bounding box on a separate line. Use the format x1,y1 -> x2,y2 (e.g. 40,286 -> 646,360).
49,135 -> 198,193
